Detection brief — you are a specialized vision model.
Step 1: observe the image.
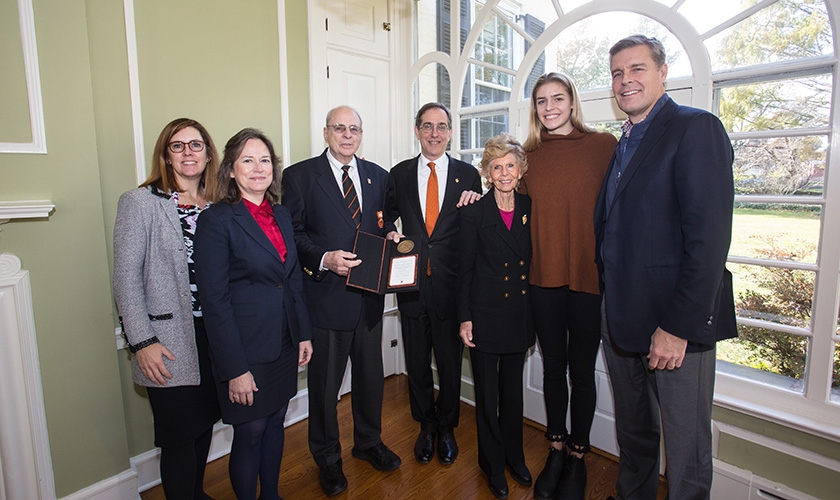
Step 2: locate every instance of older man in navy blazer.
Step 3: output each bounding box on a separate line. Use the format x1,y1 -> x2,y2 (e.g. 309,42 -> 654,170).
282,106 -> 401,496
595,35 -> 736,500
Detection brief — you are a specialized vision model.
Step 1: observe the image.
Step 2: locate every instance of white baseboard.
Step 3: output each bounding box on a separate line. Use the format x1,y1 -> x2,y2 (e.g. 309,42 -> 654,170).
132,388 -> 310,493
58,469 -> 138,500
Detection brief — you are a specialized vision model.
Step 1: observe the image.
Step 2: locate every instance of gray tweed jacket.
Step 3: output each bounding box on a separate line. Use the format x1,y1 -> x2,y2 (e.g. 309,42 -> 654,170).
112,186 -> 200,387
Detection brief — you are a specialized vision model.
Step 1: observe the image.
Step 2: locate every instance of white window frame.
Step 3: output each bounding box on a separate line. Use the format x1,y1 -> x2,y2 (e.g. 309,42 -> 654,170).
409,0 -> 840,442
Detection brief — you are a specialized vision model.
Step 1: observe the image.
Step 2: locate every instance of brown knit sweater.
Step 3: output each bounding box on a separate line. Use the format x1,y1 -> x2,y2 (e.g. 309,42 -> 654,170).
519,129 -> 617,294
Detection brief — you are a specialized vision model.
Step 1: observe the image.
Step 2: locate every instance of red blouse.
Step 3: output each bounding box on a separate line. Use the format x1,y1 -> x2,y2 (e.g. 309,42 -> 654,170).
243,198 -> 287,262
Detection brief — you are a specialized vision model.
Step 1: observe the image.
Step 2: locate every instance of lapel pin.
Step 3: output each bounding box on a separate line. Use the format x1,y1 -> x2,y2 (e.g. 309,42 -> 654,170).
522,214 -> 527,225
367,178 -> 371,184
455,178 -> 460,183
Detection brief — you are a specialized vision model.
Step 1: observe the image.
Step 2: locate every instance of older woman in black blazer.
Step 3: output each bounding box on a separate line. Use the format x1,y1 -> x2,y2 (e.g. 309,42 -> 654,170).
457,133 -> 534,500
194,128 -> 313,500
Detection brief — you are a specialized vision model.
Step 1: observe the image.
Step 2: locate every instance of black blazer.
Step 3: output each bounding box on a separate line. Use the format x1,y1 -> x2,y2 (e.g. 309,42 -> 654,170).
384,154 -> 482,319
281,150 -> 389,331
594,95 -> 737,354
193,201 -> 313,382
457,190 -> 534,354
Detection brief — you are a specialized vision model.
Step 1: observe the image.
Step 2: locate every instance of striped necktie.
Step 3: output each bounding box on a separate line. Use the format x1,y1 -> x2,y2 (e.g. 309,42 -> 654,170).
342,165 -> 362,228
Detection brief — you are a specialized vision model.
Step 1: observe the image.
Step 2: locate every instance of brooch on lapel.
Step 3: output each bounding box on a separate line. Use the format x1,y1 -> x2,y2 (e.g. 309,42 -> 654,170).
367,178 -> 372,184
377,210 -> 384,228
522,214 -> 528,225
455,178 -> 460,183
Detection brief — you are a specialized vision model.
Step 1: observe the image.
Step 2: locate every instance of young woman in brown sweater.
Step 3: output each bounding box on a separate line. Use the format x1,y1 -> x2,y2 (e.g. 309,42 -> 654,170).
520,73 -> 617,500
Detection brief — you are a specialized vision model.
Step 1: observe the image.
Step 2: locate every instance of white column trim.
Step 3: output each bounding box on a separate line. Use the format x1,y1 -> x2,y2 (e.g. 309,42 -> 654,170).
0,253 -> 56,499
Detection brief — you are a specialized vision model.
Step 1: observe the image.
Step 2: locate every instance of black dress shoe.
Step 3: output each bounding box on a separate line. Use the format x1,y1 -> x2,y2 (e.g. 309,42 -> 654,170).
487,473 -> 509,499
318,460 -> 348,496
507,462 -> 532,486
437,430 -> 459,465
414,430 -> 435,463
352,442 -> 402,471
534,447 -> 567,500
556,454 -> 587,500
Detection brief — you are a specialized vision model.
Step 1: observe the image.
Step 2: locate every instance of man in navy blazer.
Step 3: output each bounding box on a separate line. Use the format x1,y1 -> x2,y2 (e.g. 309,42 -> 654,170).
594,36 -> 736,500
282,106 -> 401,496
384,103 -> 481,466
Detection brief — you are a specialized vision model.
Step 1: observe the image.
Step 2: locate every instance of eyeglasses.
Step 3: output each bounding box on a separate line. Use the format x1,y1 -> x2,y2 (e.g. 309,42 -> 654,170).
168,140 -> 205,154
419,122 -> 450,134
327,124 -> 363,136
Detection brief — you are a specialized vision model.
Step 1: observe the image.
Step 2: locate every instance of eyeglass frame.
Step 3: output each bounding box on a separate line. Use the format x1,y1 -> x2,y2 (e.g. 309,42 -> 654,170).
327,124 -> 363,136
418,122 -> 451,134
168,140 -> 206,154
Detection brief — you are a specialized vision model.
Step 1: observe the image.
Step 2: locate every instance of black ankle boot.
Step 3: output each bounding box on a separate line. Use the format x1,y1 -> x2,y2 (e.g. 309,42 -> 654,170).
555,454 -> 587,500
534,447 -> 566,500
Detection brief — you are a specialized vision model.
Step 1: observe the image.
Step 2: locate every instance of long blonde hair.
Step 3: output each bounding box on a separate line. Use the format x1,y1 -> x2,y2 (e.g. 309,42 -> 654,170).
523,73 -> 594,152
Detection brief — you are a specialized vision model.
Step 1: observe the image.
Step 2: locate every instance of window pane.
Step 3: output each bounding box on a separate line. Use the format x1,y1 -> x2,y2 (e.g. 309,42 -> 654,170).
414,63 -> 452,112
678,0 -> 763,35
547,14 -> 690,92
731,203 -> 820,264
732,261 -> 814,329
460,114 -> 508,151
591,120 -> 622,139
719,75 -> 831,133
718,328 -> 807,392
732,137 -> 826,196
707,0 -> 832,72
833,341 -> 840,403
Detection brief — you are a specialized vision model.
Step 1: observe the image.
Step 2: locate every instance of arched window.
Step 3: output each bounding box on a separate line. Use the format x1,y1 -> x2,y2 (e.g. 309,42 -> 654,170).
412,0 -> 839,438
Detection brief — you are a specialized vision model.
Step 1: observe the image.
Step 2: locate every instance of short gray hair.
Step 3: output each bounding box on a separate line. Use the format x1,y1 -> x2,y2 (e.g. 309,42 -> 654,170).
609,35 -> 666,68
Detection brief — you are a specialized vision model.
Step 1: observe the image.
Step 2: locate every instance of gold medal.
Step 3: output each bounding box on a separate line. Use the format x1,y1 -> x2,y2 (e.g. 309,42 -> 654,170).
397,239 -> 415,254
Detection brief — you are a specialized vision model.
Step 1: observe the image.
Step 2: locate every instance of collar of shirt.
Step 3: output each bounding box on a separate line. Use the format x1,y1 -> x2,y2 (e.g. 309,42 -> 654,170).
326,149 -> 364,210
418,154 -> 449,216
620,92 -> 670,141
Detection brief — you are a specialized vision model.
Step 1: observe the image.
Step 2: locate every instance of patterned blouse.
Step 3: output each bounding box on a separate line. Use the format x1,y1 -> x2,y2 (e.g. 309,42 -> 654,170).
172,191 -> 207,317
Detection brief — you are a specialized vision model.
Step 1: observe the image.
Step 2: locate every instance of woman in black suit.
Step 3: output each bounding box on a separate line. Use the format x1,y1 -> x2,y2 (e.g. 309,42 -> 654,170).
457,133 -> 534,500
194,128 -> 313,500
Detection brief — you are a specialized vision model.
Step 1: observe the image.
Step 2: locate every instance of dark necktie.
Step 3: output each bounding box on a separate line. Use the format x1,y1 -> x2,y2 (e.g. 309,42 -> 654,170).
342,165 -> 362,228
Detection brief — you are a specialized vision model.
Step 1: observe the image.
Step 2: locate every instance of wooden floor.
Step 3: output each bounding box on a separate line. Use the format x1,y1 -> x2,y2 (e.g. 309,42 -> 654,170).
141,374 -> 667,500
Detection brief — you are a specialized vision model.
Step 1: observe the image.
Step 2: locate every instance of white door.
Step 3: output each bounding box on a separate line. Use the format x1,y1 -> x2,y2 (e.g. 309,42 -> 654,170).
308,0 -> 402,394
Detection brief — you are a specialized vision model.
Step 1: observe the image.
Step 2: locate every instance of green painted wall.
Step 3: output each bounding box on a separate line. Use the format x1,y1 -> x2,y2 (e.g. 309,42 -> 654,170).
0,0 -> 31,141
285,0 -> 312,163
0,0 -> 131,496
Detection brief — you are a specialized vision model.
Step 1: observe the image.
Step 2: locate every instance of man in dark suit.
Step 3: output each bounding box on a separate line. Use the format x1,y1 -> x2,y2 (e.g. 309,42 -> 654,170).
594,35 -> 736,500
384,103 -> 481,466
282,105 -> 401,496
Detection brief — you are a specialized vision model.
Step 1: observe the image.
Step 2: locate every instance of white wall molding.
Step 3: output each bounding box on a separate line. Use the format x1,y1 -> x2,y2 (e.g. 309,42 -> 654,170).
0,253 -> 56,499
57,469 -> 137,500
122,0 -> 147,186
0,0 -> 47,154
0,200 -> 55,226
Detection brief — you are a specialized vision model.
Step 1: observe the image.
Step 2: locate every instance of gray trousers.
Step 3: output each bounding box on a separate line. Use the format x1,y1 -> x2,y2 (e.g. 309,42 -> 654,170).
601,302 -> 716,500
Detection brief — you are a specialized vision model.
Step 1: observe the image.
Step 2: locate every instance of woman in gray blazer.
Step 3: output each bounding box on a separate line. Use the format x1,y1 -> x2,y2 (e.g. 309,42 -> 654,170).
113,118 -> 222,500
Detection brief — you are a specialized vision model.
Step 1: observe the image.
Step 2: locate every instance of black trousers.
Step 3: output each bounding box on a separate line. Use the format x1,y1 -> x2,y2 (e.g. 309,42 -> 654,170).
308,303 -> 384,467
531,285 -> 601,450
469,348 -> 527,477
400,306 -> 463,432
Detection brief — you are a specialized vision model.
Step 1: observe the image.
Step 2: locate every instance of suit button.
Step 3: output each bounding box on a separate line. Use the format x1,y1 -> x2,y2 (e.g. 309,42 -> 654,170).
707,315 -> 713,325
504,276 -> 509,281
519,260 -> 525,266
520,275 -> 526,280
521,290 -> 527,295
504,262 -> 509,267
504,293 -> 509,298
277,283 -> 284,289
